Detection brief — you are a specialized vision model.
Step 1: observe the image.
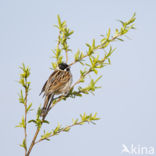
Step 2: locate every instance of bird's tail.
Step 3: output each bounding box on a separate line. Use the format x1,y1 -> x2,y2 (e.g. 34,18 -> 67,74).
41,94 -> 54,117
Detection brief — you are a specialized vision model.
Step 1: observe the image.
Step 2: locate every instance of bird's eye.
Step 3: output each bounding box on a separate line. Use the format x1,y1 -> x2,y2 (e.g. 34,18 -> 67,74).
66,67 -> 70,71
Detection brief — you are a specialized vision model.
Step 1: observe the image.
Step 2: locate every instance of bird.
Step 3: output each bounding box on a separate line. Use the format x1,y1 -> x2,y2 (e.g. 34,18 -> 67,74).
39,62 -> 72,117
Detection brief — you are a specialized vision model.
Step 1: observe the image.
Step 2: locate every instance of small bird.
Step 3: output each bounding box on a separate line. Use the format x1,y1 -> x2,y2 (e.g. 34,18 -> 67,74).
39,62 -> 72,117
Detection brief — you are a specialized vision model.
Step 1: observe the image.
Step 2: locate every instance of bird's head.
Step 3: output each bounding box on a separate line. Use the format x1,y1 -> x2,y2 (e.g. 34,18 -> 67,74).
58,62 -> 70,71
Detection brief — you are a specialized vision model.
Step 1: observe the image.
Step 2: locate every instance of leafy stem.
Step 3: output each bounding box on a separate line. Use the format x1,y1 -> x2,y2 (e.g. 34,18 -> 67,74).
24,78 -> 28,155
35,112 -> 100,144
17,64 -> 31,155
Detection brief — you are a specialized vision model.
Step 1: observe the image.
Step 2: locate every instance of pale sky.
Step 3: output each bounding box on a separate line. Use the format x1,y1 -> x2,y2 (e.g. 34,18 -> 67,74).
0,0 -> 156,156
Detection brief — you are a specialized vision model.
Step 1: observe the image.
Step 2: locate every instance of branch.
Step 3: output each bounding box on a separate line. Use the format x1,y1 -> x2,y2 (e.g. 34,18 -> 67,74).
35,112 -> 100,144
24,78 -> 28,156
26,109 -> 49,156
26,127 -> 40,156
52,14 -> 74,68
72,68 -> 92,88
65,49 -> 68,63
26,119 -> 43,156
17,64 -> 31,155
69,32 -> 123,67
69,13 -> 136,66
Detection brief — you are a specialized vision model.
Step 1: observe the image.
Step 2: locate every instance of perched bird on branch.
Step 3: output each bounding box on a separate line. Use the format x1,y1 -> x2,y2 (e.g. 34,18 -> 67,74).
39,62 -> 72,117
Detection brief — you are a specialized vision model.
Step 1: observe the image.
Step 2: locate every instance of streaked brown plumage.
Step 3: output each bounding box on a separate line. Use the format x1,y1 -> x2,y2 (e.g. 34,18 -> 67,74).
40,63 -> 72,117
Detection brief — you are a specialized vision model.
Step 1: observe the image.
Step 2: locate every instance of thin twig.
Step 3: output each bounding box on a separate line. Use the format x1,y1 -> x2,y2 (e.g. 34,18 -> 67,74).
26,117 -> 45,156
24,79 -> 28,156
69,54 -> 88,66
35,121 -> 85,144
57,31 -> 61,48
65,50 -> 68,63
26,126 -> 40,156
69,33 -> 121,67
72,68 -> 92,88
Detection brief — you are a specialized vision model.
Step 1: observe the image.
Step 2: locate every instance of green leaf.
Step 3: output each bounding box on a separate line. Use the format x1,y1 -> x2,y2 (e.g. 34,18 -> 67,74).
27,103 -> 32,112
63,127 -> 71,132
53,24 -> 59,29
89,57 -> 93,65
117,38 -> 124,42
92,39 -> 95,49
37,106 -> 42,119
118,20 -> 125,27
74,49 -> 80,61
95,75 -> 102,83
57,14 -> 61,27
18,90 -> 24,104
72,118 -> 79,124
16,116 -> 25,128
107,28 -> 111,40
52,62 -> 57,69
115,28 -> 119,34
41,131 -> 52,140
69,30 -> 74,36
20,138 -> 27,150
93,68 -> 98,74
56,48 -> 61,59
106,46 -> 116,58
36,119 -> 42,128
93,112 -> 97,118
108,58 -> 111,64
28,120 -> 37,124
101,37 -> 106,44
19,78 -> 25,86
43,120 -> 50,124
86,43 -> 91,48
57,56 -> 63,64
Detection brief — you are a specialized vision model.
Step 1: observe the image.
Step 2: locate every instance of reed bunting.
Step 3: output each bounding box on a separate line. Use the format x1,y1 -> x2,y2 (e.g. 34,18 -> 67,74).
40,63 -> 72,117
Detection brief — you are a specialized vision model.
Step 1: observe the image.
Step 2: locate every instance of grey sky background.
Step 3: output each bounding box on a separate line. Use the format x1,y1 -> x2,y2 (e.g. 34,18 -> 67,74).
0,0 -> 156,156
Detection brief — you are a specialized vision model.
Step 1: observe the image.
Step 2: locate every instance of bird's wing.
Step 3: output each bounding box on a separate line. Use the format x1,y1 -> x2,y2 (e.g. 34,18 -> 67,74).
39,70 -> 59,96
39,80 -> 47,96
45,70 -> 71,95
